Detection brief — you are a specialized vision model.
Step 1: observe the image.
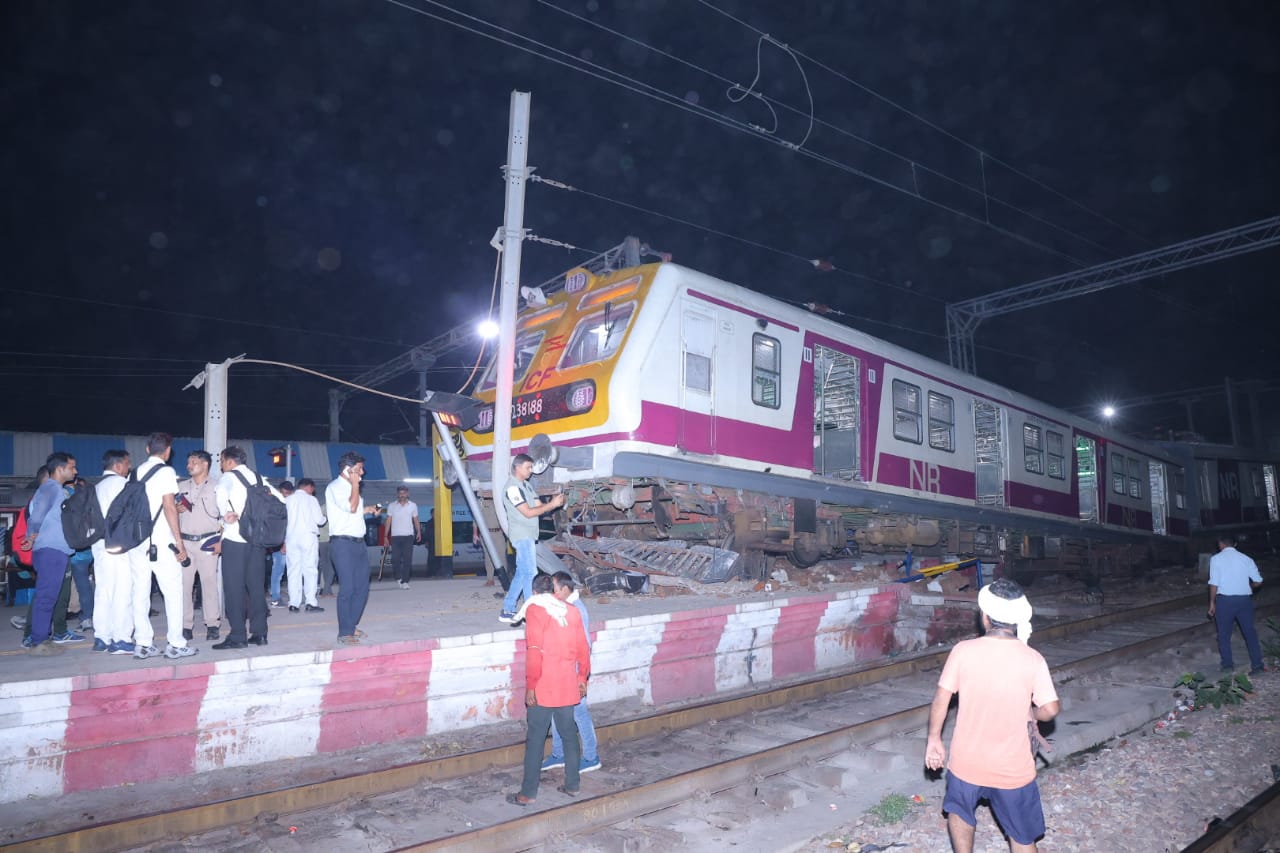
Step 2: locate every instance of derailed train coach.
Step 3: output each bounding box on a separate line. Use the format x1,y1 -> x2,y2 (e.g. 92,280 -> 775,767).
458,260 -> 1274,585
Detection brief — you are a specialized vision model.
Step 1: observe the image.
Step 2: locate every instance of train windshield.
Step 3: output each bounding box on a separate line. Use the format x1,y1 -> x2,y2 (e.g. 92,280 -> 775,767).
559,302 -> 635,368
479,330 -> 545,391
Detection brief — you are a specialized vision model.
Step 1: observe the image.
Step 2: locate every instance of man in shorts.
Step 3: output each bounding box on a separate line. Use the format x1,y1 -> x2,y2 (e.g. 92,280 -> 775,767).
925,578 -> 1060,852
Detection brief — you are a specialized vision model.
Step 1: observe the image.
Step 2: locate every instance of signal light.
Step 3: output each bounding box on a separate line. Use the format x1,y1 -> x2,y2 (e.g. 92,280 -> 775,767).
269,447 -> 286,467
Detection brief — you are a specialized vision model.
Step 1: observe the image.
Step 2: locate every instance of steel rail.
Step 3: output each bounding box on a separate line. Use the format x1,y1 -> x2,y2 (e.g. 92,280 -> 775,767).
5,592 -> 1255,852
1178,779 -> 1280,853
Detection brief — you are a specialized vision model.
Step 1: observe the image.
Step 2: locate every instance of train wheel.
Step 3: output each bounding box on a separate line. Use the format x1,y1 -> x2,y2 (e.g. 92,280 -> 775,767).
787,533 -> 823,569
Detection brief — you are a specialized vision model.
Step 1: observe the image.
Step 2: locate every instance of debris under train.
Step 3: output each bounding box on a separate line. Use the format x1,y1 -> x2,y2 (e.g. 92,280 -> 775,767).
548,534 -> 741,590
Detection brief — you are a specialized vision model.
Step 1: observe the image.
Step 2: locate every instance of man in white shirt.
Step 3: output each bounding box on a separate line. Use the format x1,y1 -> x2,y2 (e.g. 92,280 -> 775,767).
285,478 -> 327,612
325,451 -> 369,644
1208,535 -> 1265,674
91,449 -> 134,654
128,432 -> 196,660
214,445 -> 283,649
383,486 -> 421,589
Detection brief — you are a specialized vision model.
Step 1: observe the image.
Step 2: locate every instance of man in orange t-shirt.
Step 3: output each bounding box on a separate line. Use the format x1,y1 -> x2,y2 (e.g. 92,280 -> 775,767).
925,578 -> 1060,852
507,573 -> 591,806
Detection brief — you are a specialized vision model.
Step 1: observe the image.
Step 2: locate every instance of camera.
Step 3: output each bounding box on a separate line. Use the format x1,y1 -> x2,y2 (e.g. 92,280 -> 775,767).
147,543 -> 158,562
169,543 -> 192,568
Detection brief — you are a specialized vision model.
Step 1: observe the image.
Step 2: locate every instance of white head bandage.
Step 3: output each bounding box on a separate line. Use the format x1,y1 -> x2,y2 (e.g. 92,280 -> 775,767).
978,584 -> 1033,644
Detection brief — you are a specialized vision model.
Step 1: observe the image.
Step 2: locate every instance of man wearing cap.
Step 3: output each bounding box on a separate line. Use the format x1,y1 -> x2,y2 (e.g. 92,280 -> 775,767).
925,578 -> 1060,853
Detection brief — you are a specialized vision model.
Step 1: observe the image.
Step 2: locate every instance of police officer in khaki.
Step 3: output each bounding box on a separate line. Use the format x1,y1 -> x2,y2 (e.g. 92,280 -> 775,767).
176,450 -> 223,641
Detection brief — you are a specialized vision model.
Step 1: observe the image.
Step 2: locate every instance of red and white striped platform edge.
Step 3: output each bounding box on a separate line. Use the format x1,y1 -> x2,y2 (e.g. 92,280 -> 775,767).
0,584 -> 974,803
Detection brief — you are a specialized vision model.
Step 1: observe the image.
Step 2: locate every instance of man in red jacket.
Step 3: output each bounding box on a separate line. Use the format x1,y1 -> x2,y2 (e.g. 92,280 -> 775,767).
507,573 -> 591,805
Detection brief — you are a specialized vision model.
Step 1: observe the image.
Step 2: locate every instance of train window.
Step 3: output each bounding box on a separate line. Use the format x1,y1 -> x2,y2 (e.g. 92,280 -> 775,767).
1112,453 -> 1127,494
479,330 -> 545,391
1174,470 -> 1186,510
751,333 -> 781,409
1127,457 -> 1144,499
892,380 -> 922,443
1046,430 -> 1065,479
927,391 -> 954,452
559,302 -> 636,369
1023,423 -> 1044,474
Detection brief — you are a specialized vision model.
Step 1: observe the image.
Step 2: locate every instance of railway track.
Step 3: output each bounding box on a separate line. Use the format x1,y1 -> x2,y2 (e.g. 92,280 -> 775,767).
6,593 -> 1275,853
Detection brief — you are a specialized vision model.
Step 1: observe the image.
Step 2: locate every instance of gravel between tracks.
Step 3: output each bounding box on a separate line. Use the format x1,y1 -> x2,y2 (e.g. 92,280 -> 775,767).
800,666 -> 1280,853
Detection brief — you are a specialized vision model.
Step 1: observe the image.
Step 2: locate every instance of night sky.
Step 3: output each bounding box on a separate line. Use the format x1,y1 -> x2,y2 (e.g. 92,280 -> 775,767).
4,1 -> 1278,447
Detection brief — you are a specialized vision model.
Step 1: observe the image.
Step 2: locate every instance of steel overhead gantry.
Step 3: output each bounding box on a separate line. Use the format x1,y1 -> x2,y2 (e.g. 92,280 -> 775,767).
327,236 -> 647,442
946,215 -> 1280,375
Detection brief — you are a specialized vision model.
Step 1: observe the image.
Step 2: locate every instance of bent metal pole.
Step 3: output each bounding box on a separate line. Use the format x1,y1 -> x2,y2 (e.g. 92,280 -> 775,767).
491,90 -> 531,538
432,412 -> 505,572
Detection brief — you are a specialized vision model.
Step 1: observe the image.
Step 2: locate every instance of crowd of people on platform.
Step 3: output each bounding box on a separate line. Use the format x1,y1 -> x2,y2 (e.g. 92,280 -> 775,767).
6,434 -> 398,656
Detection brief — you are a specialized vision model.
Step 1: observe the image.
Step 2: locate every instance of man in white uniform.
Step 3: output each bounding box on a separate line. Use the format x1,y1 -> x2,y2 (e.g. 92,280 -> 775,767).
128,432 -> 196,660
91,449 -> 133,654
285,478 -> 327,612
383,486 -> 420,589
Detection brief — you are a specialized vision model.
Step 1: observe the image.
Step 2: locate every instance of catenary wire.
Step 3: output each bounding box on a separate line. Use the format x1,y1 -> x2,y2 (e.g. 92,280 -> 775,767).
534,0 -> 1113,257
693,0 -> 1151,246
381,0 -> 1090,267
0,286 -> 406,349
529,173 -> 936,301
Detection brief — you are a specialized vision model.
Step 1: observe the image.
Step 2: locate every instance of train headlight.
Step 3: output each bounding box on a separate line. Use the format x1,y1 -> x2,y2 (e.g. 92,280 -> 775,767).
566,380 -> 596,413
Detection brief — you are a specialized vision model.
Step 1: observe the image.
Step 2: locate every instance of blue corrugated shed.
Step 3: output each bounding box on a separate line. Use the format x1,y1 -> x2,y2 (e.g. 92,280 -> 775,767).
404,446 -> 436,480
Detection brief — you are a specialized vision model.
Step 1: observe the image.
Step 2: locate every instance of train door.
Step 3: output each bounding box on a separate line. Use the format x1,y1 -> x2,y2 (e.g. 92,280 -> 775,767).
973,400 -> 1005,506
1265,464 -> 1279,522
1149,461 -> 1168,535
1076,436 -> 1099,523
812,345 -> 860,479
678,304 -> 715,454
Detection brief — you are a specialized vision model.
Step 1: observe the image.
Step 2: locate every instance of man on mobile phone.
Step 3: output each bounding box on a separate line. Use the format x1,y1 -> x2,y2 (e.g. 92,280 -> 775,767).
326,451 -> 370,645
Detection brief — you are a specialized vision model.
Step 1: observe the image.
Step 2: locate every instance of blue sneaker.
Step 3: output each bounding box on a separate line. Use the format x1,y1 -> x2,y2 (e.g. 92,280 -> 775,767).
52,631 -> 87,644
109,641 -> 136,655
541,755 -> 565,771
580,757 -> 602,773
92,638 -> 110,652
498,611 -> 516,624
20,635 -> 35,649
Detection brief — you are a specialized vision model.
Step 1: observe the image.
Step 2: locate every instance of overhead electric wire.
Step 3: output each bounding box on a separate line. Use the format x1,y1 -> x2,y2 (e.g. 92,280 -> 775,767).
529,172 -> 935,301
0,286 -> 406,349
693,0 -> 1151,247
535,0 -> 1114,258
381,0 -> 1091,267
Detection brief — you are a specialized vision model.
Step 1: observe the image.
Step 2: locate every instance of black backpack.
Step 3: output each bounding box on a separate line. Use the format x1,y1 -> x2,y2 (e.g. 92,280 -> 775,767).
231,469 -> 288,548
61,484 -> 106,551
103,466 -> 165,554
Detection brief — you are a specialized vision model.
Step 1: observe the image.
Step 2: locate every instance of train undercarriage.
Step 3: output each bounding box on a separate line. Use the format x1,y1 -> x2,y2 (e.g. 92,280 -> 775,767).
495,472 -> 1199,594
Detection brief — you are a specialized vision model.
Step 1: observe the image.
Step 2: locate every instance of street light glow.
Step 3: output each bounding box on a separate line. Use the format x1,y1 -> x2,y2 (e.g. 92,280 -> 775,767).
1102,405 -> 1116,419
477,319 -> 499,339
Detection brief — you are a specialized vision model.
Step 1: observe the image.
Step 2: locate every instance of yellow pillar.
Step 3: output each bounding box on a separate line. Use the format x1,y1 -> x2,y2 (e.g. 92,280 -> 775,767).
432,424 -> 455,578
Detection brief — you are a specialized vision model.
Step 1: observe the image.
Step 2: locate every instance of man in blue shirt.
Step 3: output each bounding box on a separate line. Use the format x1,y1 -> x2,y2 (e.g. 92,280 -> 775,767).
1208,535 -> 1265,675
21,452 -> 78,654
